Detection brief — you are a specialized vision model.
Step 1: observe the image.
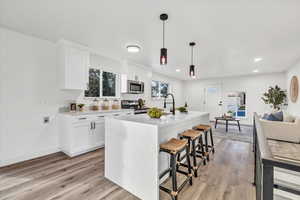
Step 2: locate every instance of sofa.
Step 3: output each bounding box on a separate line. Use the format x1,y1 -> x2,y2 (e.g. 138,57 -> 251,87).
259,118 -> 300,143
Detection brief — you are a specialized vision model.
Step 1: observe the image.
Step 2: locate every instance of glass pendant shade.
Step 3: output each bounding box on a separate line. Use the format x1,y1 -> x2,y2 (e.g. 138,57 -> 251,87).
160,48 -> 167,65
189,65 -> 195,77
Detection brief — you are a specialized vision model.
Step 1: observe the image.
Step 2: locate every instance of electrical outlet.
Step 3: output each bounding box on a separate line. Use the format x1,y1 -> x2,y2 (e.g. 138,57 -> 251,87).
43,116 -> 50,124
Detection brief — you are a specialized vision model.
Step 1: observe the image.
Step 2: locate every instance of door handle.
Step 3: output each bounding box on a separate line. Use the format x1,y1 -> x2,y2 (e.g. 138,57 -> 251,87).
93,122 -> 96,129
90,122 -> 93,130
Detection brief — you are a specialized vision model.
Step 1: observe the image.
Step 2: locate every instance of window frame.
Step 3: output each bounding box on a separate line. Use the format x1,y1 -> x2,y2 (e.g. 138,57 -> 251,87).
84,68 -> 121,99
151,80 -> 170,99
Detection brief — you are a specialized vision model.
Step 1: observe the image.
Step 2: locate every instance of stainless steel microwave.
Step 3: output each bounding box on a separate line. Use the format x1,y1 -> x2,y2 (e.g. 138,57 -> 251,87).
127,80 -> 144,94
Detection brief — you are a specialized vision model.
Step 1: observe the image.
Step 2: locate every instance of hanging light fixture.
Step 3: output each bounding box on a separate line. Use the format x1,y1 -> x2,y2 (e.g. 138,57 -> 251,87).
189,42 -> 196,78
160,13 -> 168,65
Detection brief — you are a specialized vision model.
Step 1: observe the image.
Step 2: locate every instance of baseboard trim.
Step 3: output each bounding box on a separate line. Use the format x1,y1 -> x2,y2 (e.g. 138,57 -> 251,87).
61,145 -> 104,157
0,147 -> 60,167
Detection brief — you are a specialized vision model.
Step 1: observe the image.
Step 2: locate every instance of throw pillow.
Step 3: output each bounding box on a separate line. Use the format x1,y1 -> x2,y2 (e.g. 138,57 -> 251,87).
262,111 -> 283,121
272,111 -> 283,121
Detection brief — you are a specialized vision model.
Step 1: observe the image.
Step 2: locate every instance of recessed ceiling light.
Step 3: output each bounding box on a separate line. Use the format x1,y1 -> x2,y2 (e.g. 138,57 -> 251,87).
254,57 -> 263,63
176,69 -> 181,72
126,45 -> 141,53
253,69 -> 259,73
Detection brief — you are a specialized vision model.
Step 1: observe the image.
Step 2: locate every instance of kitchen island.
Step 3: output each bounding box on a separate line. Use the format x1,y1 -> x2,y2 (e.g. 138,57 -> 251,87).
105,111 -> 209,200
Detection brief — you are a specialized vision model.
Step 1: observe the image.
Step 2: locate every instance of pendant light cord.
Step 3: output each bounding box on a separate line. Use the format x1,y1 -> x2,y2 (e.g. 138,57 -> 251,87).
191,45 -> 194,65
163,21 -> 165,48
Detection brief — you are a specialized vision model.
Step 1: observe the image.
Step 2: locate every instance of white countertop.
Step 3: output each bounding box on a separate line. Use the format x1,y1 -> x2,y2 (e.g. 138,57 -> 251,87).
114,111 -> 209,127
60,109 -> 133,116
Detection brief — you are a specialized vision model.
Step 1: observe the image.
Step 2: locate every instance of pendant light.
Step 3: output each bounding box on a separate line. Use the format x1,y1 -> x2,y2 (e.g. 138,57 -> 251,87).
160,13 -> 168,65
189,42 -> 196,78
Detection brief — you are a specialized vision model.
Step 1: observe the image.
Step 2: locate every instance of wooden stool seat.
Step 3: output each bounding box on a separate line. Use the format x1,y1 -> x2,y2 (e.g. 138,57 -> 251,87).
160,138 -> 188,154
193,124 -> 215,162
180,129 -> 202,140
159,138 -> 192,200
194,124 -> 211,131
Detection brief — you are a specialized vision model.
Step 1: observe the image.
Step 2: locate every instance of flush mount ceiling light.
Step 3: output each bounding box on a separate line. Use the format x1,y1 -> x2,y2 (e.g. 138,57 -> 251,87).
254,57 -> 263,63
189,42 -> 196,78
253,69 -> 259,73
126,45 -> 141,53
176,69 -> 181,72
160,13 -> 168,65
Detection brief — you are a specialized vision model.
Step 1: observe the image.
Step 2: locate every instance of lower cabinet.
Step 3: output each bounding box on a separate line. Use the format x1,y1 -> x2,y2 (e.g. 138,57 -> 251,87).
72,122 -> 94,154
59,110 -> 133,157
91,119 -> 105,148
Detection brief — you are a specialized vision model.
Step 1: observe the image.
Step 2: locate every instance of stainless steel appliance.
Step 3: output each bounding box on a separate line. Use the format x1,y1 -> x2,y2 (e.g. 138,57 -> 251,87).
121,100 -> 149,115
127,80 -> 144,94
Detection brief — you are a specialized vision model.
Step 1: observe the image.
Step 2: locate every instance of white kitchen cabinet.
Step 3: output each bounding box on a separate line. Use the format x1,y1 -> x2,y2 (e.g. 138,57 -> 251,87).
58,40 -> 90,90
72,122 -> 93,154
93,119 -> 105,147
58,110 -> 134,157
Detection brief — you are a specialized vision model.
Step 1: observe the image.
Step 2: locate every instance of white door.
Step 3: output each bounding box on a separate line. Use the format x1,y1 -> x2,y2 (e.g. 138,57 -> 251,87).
72,122 -> 93,153
204,85 -> 223,121
93,118 -> 105,147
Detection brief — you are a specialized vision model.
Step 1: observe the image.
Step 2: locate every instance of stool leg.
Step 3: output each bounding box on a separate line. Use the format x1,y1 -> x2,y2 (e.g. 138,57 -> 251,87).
185,145 -> 193,185
210,128 -> 215,154
191,139 -> 198,177
204,131 -> 210,161
170,154 -> 178,200
199,135 -> 206,165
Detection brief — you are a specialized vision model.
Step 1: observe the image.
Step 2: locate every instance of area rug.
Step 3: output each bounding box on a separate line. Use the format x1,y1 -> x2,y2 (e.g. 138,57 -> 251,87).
211,122 -> 253,143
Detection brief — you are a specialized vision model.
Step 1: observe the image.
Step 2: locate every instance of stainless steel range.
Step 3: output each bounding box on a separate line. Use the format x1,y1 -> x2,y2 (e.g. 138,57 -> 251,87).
121,100 -> 149,115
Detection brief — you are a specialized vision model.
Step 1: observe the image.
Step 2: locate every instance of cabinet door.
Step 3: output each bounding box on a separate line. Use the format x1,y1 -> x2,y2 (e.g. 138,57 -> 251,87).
65,47 -> 89,90
72,122 -> 93,153
93,120 -> 105,147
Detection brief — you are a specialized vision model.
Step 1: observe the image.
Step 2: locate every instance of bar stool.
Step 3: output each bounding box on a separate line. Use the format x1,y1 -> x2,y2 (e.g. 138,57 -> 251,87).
179,129 -> 206,177
159,138 -> 193,200
193,124 -> 215,161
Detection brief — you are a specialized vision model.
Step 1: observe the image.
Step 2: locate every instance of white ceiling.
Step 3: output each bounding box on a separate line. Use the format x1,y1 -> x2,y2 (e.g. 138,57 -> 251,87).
1,0 -> 300,80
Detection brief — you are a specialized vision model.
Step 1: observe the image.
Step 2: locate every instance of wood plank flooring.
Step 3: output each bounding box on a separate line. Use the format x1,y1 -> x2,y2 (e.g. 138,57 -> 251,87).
0,139 -> 255,200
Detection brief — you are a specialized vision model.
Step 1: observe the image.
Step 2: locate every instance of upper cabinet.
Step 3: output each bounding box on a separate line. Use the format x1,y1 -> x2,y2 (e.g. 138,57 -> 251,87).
58,40 -> 90,90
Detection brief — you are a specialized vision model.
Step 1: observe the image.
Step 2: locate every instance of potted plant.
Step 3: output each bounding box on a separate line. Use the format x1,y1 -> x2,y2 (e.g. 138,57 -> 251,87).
261,85 -> 286,111
78,104 -> 85,112
176,106 -> 188,113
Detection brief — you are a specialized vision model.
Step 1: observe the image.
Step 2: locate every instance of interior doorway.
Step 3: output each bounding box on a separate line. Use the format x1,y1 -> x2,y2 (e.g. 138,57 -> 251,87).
204,85 -> 223,121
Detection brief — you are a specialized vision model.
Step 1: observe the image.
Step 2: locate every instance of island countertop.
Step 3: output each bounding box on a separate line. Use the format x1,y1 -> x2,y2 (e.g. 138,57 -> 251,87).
105,110 -> 209,200
113,111 -> 209,127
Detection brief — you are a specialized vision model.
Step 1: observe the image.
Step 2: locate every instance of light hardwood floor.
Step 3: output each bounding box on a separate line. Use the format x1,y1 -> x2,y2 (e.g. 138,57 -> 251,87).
0,139 -> 255,200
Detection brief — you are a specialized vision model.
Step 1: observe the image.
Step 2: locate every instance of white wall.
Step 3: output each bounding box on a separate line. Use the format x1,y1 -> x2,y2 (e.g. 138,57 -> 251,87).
0,27 -> 184,166
286,62 -> 300,116
183,73 -> 287,124
0,28 -> 4,162
0,27 -> 61,166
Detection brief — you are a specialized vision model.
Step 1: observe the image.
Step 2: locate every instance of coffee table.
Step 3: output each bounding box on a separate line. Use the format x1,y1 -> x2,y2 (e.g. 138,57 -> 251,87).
215,117 -> 241,132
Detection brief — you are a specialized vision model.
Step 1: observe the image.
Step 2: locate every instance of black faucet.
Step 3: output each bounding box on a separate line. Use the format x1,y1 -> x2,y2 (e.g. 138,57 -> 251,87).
163,93 -> 175,115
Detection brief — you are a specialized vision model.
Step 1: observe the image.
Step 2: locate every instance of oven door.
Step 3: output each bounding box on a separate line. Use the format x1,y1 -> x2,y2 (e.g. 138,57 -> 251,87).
128,81 -> 144,94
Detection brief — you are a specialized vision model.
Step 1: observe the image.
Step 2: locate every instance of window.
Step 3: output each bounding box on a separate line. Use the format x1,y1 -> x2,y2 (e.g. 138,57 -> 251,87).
151,80 -> 169,98
160,82 -> 169,97
151,81 -> 160,97
85,69 -> 119,98
102,71 -> 116,97
85,68 -> 100,97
